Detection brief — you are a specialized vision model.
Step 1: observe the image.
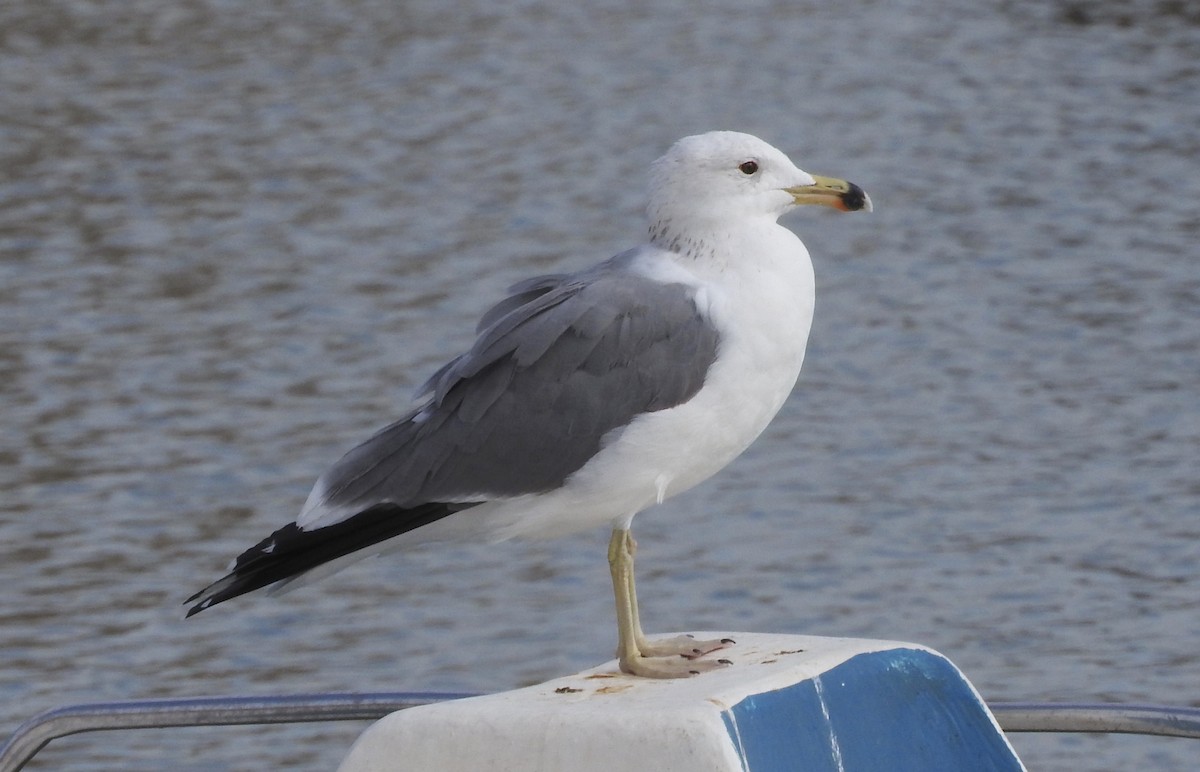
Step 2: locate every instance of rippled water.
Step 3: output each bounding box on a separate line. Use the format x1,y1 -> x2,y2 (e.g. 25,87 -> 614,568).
2,1 -> 1197,769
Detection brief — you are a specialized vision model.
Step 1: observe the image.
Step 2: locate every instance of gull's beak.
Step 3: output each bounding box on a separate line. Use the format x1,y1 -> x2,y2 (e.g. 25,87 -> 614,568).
785,175 -> 872,213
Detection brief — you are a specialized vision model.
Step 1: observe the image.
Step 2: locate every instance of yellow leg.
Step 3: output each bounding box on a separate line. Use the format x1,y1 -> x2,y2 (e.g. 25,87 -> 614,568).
608,528 -> 641,665
623,531 -> 653,653
607,527 -> 734,678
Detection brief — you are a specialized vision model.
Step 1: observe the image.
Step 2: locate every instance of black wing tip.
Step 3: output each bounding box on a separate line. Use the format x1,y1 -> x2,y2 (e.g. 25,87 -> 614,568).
183,501 -> 478,618
182,530 -> 290,618
183,572 -> 243,617
183,594 -> 205,617
183,597 -> 212,618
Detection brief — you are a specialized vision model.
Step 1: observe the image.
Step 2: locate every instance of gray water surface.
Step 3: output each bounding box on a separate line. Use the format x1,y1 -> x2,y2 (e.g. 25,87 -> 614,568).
2,1 -> 1198,769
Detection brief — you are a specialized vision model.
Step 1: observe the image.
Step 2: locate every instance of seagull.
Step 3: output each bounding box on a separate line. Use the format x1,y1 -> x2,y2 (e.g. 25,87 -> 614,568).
186,131 -> 871,678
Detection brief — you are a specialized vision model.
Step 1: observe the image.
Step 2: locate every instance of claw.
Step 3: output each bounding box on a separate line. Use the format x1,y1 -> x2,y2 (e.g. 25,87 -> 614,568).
620,652 -> 733,678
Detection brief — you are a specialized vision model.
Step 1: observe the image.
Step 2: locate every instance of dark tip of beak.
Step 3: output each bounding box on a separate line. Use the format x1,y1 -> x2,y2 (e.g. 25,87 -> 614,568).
841,182 -> 869,212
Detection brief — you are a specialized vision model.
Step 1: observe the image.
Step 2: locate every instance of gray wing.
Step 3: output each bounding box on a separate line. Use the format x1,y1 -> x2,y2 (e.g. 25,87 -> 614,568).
310,260 -> 720,517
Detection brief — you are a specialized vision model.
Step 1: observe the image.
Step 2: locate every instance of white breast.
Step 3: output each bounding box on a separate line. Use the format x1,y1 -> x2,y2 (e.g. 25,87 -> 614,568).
464,222 -> 817,541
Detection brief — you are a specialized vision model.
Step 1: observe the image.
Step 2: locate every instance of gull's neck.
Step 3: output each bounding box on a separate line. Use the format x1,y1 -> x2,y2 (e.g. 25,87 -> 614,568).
648,219 -> 719,262
648,212 -> 796,271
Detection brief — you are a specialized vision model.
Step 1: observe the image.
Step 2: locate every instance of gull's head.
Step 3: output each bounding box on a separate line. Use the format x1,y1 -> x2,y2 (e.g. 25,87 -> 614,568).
647,131 -> 871,237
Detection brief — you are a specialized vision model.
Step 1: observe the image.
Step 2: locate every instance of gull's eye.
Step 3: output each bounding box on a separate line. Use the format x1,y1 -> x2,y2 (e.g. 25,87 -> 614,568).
738,160 -> 759,175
